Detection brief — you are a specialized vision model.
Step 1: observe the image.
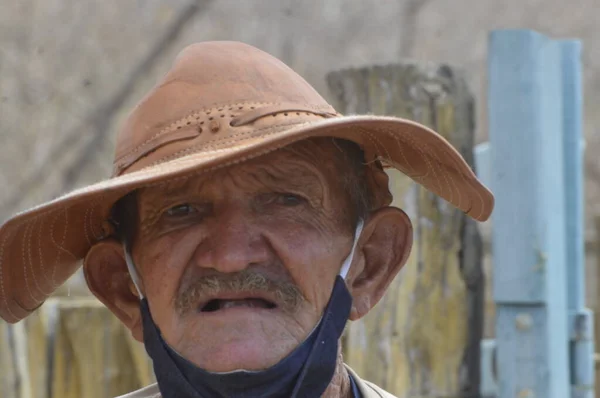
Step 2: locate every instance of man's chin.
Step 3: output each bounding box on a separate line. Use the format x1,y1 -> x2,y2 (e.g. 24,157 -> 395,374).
175,314 -> 301,373
180,338 -> 293,373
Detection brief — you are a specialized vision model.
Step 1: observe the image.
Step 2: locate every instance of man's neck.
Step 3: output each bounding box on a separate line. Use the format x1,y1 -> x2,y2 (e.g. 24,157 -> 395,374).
322,352 -> 352,398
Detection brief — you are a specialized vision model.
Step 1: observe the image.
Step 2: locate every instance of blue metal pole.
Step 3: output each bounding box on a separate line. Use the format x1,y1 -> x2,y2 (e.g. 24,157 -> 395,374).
488,29 -> 570,398
474,143 -> 497,398
561,39 -> 585,318
560,39 -> 595,398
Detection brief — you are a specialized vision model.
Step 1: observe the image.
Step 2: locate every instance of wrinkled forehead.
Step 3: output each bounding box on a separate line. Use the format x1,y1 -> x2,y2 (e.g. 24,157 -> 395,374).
138,138 -> 345,202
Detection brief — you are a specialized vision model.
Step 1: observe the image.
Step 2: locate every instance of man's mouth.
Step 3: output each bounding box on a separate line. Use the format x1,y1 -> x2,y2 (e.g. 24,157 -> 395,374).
200,298 -> 277,312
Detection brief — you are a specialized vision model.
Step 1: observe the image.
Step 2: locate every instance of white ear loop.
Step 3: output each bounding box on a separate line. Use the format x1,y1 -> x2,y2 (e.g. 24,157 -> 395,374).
339,220 -> 364,280
123,242 -> 145,299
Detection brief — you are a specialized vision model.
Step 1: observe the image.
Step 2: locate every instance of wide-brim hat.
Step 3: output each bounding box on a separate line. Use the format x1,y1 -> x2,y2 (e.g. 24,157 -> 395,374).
0,41 -> 493,323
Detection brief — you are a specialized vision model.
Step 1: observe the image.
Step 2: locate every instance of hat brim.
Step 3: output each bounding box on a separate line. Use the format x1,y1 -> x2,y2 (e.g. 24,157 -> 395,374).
0,115 -> 493,323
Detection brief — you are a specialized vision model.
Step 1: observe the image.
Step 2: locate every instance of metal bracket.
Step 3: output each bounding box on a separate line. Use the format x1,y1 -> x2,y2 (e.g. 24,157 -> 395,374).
570,309 -> 595,398
480,339 -> 498,397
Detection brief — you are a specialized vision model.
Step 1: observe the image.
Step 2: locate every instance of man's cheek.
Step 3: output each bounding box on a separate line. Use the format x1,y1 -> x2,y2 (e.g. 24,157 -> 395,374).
146,274 -> 177,305
144,278 -> 181,326
298,273 -> 334,309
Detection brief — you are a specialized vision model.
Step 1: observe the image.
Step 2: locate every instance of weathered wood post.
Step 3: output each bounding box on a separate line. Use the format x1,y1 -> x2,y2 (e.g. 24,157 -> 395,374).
327,64 -> 484,397
595,215 -> 600,398
1,298 -> 155,398
0,321 -> 22,398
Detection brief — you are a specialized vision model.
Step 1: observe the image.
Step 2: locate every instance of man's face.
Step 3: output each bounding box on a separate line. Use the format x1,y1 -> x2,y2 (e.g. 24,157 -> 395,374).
131,139 -> 357,372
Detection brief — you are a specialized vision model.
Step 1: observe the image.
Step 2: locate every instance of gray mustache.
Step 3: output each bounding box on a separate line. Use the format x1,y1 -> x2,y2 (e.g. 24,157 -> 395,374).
175,269 -> 305,316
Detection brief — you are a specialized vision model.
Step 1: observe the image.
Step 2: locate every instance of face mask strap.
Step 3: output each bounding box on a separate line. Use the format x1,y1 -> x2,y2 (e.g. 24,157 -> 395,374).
338,219 -> 364,280
123,242 -> 145,299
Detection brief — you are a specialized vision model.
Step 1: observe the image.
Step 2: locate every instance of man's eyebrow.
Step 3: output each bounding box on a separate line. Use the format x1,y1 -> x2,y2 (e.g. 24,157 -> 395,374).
141,177 -> 206,204
253,162 -> 326,199
140,156 -> 328,202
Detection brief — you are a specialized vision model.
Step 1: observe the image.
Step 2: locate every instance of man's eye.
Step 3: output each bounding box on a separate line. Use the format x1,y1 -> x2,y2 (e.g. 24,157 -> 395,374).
165,204 -> 196,217
276,193 -> 305,206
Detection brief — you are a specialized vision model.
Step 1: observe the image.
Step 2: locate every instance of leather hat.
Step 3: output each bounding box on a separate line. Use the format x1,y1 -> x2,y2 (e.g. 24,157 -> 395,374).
0,41 -> 493,323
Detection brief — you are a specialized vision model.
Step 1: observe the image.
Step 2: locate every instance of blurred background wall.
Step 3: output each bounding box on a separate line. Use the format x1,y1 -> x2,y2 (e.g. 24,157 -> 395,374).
1,0 -> 598,361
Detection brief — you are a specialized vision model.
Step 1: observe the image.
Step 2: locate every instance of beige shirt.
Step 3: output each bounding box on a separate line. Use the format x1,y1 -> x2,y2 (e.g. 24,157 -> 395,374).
116,365 -> 396,398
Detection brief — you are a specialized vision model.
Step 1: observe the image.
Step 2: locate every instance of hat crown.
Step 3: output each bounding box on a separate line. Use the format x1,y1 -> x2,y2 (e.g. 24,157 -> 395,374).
113,41 -> 335,175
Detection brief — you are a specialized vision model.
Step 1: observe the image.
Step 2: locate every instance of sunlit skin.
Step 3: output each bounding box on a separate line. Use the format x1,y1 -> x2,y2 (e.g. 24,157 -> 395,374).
84,138 -> 413,397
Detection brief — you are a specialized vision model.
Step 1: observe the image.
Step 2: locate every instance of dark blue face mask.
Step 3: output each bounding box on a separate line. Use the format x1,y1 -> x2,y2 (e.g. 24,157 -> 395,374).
125,221 -> 363,398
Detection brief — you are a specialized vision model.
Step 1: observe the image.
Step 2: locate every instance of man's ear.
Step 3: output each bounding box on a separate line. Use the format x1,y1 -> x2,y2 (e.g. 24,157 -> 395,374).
347,207 -> 413,321
83,238 -> 144,341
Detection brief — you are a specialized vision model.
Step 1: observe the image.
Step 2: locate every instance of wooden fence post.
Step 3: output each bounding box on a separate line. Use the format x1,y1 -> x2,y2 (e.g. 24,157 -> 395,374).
327,64 -> 484,397
0,321 -> 20,398
1,298 -> 155,398
595,216 -> 600,398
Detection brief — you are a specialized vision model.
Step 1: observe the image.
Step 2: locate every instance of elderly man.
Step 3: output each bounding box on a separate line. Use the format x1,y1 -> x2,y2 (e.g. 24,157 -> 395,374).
0,42 -> 493,397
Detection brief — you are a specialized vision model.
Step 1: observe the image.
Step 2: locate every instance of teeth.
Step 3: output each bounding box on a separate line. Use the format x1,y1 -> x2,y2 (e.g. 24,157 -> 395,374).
218,299 -> 271,310
221,300 -> 257,309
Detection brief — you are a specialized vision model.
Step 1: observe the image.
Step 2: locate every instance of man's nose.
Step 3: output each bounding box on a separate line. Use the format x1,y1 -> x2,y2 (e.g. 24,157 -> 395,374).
193,207 -> 271,273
